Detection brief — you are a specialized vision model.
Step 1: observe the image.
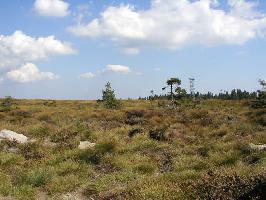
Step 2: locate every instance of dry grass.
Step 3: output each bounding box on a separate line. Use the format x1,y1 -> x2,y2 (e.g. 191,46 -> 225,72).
0,99 -> 265,199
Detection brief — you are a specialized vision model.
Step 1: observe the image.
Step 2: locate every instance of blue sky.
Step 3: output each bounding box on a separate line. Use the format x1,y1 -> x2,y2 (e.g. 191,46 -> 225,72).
0,0 -> 265,100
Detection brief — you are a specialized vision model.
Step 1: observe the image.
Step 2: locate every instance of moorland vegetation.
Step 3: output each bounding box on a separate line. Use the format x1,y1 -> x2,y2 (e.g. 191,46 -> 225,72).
0,79 -> 265,199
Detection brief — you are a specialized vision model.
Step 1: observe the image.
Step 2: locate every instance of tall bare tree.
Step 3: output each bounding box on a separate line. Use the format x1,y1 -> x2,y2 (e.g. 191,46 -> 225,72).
163,78 -> 181,101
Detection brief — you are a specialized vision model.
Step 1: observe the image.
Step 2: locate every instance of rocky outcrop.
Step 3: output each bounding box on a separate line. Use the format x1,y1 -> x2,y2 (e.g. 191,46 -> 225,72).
0,129 -> 28,144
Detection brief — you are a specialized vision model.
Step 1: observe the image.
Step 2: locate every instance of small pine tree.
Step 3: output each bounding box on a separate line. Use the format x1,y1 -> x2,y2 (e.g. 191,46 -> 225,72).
102,82 -> 121,109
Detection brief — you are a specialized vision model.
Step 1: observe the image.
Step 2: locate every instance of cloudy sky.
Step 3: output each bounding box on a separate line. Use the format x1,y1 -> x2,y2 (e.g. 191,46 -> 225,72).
0,0 -> 266,99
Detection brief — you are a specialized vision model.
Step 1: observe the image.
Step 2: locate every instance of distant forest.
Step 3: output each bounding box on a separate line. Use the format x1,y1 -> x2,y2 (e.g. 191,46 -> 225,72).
141,89 -> 258,101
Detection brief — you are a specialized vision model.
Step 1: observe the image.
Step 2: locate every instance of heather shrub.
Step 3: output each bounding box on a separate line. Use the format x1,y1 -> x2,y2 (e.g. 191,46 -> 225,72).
182,171 -> 266,200
0,96 -> 14,112
46,175 -> 82,194
50,127 -> 79,148
134,163 -> 155,174
149,128 -> 167,141
21,168 -> 53,187
10,110 -> 31,118
0,99 -> 264,199
19,142 -> 46,160
28,125 -> 51,139
76,141 -> 117,165
125,110 -> 145,125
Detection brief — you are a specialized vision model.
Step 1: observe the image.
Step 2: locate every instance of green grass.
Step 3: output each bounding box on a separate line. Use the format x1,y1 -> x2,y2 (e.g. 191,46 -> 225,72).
0,99 -> 265,199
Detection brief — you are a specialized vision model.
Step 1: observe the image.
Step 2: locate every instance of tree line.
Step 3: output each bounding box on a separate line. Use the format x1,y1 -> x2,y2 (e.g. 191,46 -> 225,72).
139,89 -> 258,101
100,78 -> 265,110
139,78 -> 264,101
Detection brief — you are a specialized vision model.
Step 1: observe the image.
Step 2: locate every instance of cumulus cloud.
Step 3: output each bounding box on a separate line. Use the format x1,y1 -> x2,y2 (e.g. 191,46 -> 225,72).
80,72 -> 95,79
0,31 -> 76,69
68,0 -> 266,53
105,64 -> 131,74
6,63 -> 58,83
34,0 -> 70,17
80,64 -> 132,78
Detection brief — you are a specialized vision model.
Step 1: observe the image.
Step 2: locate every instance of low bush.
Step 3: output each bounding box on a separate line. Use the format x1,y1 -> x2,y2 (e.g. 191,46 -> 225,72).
125,110 -> 145,125
182,171 -> 266,200
21,168 -> 53,187
189,109 -> 213,126
74,121 -> 92,140
43,100 -> 56,107
37,113 -> 54,123
128,128 -> 143,138
46,175 -> 82,194
0,153 -> 24,168
134,163 -> 155,174
96,141 -> 117,154
83,183 -> 98,197
50,127 -> 78,148
10,110 -> 31,118
77,149 -> 102,165
19,142 -> 46,160
0,96 -> 14,112
76,141 -> 116,165
54,160 -> 80,176
248,109 -> 266,127
126,110 -> 145,119
28,125 -> 51,139
149,129 -> 167,141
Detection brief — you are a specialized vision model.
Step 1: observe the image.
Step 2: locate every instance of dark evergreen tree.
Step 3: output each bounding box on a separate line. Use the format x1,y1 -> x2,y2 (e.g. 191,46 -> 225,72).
102,82 -> 121,109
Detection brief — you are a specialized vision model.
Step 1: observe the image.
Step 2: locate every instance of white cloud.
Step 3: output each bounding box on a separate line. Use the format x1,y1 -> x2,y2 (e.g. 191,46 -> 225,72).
228,0 -> 260,18
154,67 -> 161,71
80,72 -> 95,79
68,0 -> 266,53
106,64 -> 131,74
0,31 -> 76,69
81,64 -> 132,78
6,63 -> 58,83
34,0 -> 70,17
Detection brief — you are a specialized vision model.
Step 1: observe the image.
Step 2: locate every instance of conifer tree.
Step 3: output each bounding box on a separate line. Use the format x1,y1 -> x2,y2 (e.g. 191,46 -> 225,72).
102,82 -> 121,109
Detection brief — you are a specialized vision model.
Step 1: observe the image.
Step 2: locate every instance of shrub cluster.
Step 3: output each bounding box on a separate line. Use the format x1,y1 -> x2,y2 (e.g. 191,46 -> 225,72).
0,96 -> 14,112
182,171 -> 266,199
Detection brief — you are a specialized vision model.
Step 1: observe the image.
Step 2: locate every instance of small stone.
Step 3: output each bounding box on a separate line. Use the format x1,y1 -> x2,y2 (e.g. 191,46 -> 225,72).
79,141 -> 96,150
0,129 -> 28,144
249,143 -> 266,151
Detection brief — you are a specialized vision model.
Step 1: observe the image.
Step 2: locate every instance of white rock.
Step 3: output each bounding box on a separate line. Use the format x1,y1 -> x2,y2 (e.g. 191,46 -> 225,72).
249,143 -> 266,151
78,141 -> 96,150
0,129 -> 28,144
